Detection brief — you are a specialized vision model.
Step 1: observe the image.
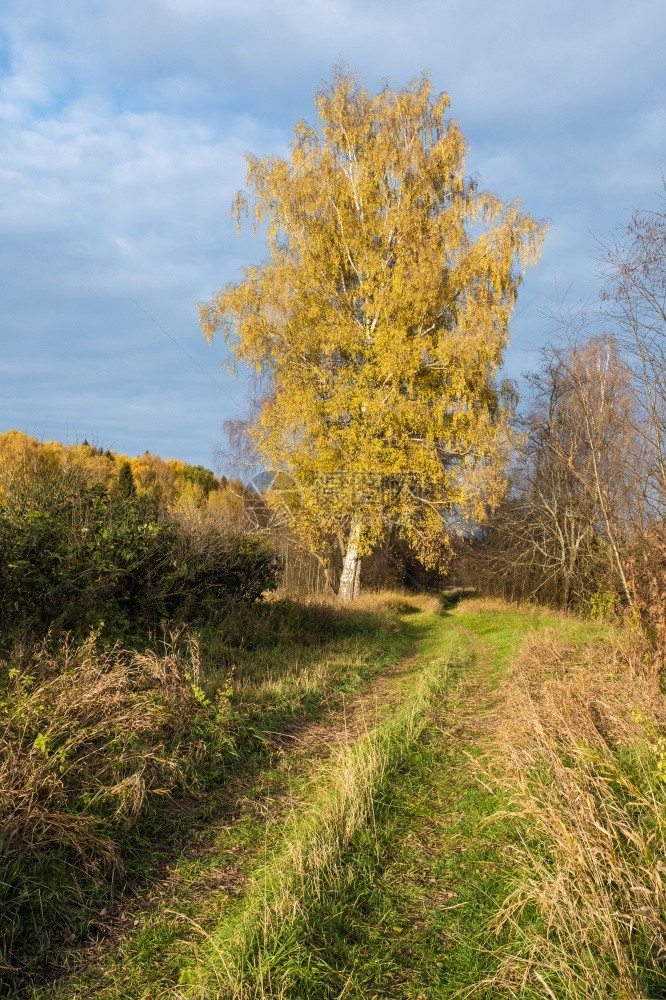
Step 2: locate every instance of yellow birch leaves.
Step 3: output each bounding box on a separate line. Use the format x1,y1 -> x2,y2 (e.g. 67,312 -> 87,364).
201,69 -> 545,568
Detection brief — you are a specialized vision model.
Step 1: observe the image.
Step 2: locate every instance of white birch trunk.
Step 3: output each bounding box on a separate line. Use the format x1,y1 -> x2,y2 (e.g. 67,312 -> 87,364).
338,520 -> 361,601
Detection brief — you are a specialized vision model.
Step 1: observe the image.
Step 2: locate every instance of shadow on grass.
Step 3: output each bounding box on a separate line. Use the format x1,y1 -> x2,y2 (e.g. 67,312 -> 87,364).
439,587 -> 476,614
203,595 -> 399,649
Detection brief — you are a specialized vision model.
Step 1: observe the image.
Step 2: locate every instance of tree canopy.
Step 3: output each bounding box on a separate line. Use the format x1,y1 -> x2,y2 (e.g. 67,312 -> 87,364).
200,68 -> 545,598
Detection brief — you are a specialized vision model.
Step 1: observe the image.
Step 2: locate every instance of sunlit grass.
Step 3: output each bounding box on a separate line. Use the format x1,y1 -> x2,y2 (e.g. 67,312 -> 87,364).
2,594 -> 418,996
29,597 -> 661,1000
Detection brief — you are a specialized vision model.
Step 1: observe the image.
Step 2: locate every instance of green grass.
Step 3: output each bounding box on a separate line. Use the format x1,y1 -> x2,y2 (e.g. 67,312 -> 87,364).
2,596 -> 415,998
31,598 -> 627,1000
213,599 -> 413,726
228,602 -> 611,999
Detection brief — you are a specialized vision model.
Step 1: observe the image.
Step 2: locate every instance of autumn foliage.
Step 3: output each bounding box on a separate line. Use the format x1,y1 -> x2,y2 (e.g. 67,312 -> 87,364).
201,69 -> 544,599
0,431 -> 279,643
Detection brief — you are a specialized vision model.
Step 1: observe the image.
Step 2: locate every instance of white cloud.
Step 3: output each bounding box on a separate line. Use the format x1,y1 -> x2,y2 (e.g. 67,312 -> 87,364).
0,0 -> 664,463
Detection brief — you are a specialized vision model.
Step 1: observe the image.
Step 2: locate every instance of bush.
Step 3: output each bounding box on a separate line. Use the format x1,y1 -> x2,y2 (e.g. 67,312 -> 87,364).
0,458 -> 280,645
163,527 -> 281,620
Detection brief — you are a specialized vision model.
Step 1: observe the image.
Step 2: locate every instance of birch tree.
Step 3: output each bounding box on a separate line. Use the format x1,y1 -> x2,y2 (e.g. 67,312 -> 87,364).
200,69 -> 545,599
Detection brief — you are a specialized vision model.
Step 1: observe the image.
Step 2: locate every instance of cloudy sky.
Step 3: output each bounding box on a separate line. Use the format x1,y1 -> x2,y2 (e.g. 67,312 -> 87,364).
1,0 -> 664,469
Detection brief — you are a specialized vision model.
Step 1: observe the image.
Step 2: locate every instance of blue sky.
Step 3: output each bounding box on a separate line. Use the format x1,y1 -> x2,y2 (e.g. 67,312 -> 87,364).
1,0 -> 664,470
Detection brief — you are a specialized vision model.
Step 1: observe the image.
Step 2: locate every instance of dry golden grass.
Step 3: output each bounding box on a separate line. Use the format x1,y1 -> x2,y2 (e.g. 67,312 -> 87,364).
0,632 -> 229,979
355,592 -> 442,619
272,588 -> 441,615
1,633 -> 218,858
455,595 -> 558,617
482,628 -> 666,998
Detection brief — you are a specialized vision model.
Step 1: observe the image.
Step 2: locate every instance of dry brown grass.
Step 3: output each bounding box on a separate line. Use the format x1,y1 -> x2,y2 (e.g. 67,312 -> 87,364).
482,629 -> 666,998
270,588 -> 441,615
354,589 -> 442,614
0,632 -> 229,980
455,595 -> 558,617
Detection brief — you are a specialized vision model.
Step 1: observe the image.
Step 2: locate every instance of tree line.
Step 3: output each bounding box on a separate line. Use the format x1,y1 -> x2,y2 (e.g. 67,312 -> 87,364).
0,432 -> 279,644
463,202 -> 666,660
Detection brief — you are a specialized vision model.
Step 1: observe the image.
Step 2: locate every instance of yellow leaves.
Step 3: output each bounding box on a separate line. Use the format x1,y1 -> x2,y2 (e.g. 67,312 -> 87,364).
0,433 -> 233,518
201,68 -> 545,563
0,432 -> 119,498
168,480 -> 247,534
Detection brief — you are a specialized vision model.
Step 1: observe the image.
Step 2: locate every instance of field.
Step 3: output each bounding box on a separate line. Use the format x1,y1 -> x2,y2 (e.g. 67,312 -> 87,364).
4,591 -> 664,999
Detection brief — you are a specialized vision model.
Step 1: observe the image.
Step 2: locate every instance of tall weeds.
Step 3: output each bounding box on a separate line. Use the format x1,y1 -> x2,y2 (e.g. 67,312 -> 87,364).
0,633 -> 231,985
485,630 -> 666,998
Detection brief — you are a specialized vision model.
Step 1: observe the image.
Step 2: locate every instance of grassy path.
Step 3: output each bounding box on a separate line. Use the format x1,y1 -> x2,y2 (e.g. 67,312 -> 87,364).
258,602 -> 591,999
39,600 -> 599,1000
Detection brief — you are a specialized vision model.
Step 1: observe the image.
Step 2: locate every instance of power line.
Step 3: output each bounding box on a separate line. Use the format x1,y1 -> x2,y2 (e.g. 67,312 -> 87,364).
126,294 -> 249,417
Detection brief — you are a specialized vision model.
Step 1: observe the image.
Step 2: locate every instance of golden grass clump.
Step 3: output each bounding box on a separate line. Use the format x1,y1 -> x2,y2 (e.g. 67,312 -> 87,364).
455,595 -> 547,617
485,629 -> 666,998
0,632 -> 229,979
354,589 -> 441,615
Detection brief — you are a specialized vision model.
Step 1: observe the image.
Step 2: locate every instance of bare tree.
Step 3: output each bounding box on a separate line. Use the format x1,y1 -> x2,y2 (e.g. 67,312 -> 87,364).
472,331 -> 637,612
600,200 -> 666,657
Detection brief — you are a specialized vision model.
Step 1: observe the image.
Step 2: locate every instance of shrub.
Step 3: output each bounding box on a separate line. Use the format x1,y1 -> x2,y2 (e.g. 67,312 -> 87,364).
0,455 -> 280,645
